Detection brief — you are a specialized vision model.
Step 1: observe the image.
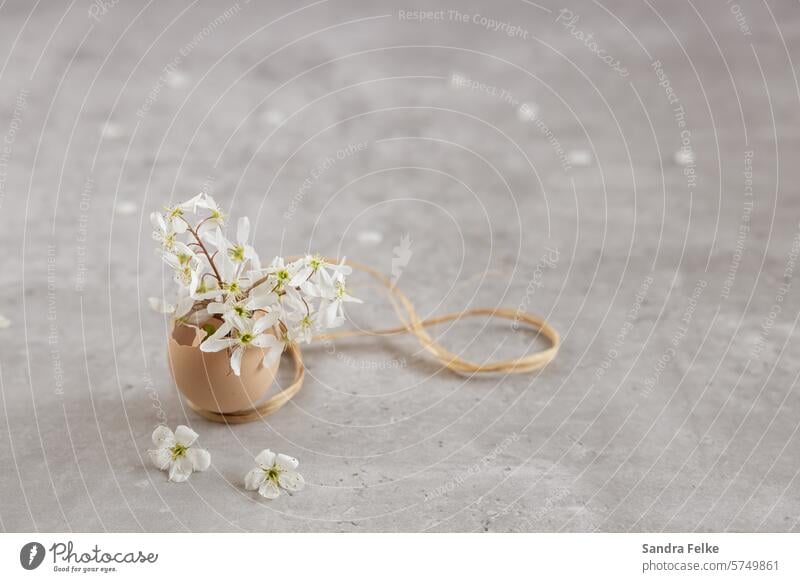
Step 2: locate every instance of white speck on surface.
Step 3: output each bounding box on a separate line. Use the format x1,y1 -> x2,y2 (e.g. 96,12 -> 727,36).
517,102 -> 538,122
674,147 -> 695,166
0,314 -> 9,329
357,230 -> 383,245
101,122 -> 123,139
165,70 -> 189,89
115,200 -> 138,215
567,149 -> 593,166
261,109 -> 285,126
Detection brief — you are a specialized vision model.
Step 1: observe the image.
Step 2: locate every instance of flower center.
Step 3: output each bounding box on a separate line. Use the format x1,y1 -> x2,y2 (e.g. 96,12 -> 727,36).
228,245 -> 245,262
166,206 -> 183,219
266,467 -> 280,482
224,281 -> 241,297
272,269 -> 290,291
170,444 -> 187,460
239,332 -> 254,344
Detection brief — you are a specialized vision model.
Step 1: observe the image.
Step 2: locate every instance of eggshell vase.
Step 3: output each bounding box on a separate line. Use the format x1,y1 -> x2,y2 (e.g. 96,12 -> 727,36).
167,322 -> 280,414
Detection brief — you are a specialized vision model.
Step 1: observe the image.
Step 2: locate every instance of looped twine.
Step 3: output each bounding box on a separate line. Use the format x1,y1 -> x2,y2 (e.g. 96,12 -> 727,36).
186,258 -> 560,424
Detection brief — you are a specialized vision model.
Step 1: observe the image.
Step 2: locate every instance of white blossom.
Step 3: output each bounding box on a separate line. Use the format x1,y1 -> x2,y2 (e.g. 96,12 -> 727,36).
150,194 -> 361,376
244,449 -> 305,499
196,194 -> 226,236
150,212 -> 181,251
318,270 -> 362,328
219,217 -> 256,264
206,287 -> 277,322
148,292 -> 209,326
200,314 -> 282,376
147,425 -> 210,482
189,263 -> 222,301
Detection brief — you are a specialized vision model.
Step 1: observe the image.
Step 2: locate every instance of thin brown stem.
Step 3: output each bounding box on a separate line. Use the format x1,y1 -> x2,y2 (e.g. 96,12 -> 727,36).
183,220 -> 222,284
247,274 -> 270,292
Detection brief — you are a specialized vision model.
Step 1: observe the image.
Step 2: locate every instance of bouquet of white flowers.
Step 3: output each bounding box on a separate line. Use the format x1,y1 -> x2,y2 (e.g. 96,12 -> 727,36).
149,193 -> 361,376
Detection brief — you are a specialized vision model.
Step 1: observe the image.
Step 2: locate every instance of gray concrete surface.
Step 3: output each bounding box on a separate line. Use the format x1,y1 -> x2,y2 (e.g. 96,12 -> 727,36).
1,0 -> 799,532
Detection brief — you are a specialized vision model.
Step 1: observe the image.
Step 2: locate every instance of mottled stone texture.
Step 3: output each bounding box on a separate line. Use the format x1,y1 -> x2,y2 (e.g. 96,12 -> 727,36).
0,0 -> 798,532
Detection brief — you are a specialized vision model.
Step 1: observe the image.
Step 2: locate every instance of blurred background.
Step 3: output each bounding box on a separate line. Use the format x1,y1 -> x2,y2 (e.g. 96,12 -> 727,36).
0,0 -> 799,532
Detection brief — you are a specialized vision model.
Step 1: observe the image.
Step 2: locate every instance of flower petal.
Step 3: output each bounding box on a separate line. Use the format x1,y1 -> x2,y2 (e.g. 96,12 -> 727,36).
278,470 -> 305,492
289,266 -> 311,287
324,301 -> 339,326
181,192 -> 204,212
148,297 -> 175,314
254,449 -> 276,468
200,337 -> 236,352
168,456 -> 193,482
262,344 -> 283,368
206,320 -> 233,341
193,288 -> 223,301
198,193 -> 216,211
187,447 -> 211,472
148,448 -> 171,471
174,297 -> 195,318
333,259 -> 352,276
152,425 -> 175,448
230,346 -> 244,376
244,468 -> 266,491
252,313 -> 278,335
150,211 -> 166,231
251,332 -> 279,349
247,290 -> 277,310
206,302 -> 227,315
199,319 -> 232,346
186,308 -> 210,326
275,453 -> 299,471
258,479 -> 281,499
174,425 -> 199,447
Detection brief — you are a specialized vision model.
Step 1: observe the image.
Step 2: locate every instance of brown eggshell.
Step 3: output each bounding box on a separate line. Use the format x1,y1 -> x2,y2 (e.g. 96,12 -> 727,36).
167,321 -> 280,414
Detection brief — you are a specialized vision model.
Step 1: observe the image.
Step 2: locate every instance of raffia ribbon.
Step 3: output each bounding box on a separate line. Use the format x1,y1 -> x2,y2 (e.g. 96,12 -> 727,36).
185,258 -> 560,424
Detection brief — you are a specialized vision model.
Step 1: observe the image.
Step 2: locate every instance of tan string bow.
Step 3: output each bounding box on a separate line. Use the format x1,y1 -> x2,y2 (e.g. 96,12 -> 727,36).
185,258 -> 560,424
